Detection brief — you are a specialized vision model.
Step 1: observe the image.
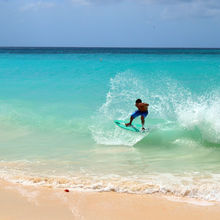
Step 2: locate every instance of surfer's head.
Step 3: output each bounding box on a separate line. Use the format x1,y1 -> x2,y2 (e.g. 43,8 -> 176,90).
135,99 -> 142,107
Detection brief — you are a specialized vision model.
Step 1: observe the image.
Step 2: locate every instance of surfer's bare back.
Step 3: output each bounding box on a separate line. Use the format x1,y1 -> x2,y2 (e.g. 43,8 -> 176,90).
125,99 -> 149,131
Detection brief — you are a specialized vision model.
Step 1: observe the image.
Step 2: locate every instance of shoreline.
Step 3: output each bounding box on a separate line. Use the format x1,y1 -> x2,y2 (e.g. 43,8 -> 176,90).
1,179 -> 220,220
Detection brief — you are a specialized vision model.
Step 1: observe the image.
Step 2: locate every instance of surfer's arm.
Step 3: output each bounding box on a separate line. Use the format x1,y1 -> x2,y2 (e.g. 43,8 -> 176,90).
142,103 -> 149,106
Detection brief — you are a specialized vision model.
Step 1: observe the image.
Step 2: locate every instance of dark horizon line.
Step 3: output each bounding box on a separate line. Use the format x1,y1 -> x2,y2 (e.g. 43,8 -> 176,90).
0,46 -> 220,49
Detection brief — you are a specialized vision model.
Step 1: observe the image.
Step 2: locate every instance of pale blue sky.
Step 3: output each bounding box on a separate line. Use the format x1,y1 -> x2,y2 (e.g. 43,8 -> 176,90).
0,0 -> 220,47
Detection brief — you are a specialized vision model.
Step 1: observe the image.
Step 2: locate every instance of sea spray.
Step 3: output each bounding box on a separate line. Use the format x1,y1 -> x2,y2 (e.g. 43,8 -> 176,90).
90,71 -> 147,146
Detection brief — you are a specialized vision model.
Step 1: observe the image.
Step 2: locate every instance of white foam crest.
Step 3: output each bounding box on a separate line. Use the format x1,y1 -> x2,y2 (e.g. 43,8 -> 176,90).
2,169 -> 220,203
175,92 -> 220,144
146,77 -> 220,143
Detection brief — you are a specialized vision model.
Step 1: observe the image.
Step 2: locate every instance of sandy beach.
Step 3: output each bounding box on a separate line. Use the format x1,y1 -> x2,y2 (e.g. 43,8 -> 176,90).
0,179 -> 220,220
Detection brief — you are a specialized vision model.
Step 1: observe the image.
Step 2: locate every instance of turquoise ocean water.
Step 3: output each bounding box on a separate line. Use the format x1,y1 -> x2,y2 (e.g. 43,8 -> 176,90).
0,48 -> 220,201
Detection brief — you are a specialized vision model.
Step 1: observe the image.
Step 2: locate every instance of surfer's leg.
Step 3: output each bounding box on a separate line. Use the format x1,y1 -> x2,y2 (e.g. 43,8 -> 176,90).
125,116 -> 134,127
126,111 -> 140,126
141,115 -> 145,130
141,111 -> 148,130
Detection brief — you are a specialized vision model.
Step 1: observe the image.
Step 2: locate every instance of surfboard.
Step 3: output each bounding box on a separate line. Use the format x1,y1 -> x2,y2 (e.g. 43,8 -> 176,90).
114,120 -> 144,132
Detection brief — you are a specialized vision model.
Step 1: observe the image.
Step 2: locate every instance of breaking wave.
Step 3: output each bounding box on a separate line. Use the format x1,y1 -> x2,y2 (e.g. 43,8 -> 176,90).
90,71 -> 220,146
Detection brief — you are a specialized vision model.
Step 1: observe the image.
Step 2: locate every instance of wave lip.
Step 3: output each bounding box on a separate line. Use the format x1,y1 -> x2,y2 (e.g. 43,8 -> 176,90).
175,92 -> 220,144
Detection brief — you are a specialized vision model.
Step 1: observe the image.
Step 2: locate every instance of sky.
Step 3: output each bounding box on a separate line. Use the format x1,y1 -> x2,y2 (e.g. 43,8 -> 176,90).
0,0 -> 220,47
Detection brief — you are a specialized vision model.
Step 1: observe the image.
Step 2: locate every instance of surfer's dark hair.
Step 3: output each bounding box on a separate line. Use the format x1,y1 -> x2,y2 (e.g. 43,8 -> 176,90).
136,99 -> 142,103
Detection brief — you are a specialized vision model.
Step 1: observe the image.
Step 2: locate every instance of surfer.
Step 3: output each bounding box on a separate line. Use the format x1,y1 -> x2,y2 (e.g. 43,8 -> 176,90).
125,99 -> 149,131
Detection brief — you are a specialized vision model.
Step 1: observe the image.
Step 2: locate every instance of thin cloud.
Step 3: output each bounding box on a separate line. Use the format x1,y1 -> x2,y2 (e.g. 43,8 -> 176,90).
140,0 -> 220,18
71,0 -> 123,6
71,0 -> 91,6
20,1 -> 55,11
15,0 -> 220,17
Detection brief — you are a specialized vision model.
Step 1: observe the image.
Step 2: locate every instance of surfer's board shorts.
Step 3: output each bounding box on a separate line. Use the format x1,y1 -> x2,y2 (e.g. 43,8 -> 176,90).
131,110 -> 148,119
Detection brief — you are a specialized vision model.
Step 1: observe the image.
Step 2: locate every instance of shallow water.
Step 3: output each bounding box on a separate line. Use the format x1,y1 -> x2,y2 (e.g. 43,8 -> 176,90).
0,48 -> 220,201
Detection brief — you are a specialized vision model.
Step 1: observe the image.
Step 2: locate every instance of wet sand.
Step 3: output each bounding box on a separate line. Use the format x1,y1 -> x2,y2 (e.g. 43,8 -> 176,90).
0,179 -> 220,220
